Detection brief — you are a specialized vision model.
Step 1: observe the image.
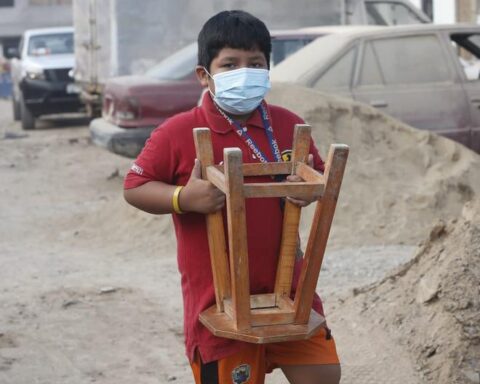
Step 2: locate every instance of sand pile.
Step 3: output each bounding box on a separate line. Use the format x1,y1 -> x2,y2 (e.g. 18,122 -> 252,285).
77,84 -> 480,254
267,84 -> 480,247
341,199 -> 480,383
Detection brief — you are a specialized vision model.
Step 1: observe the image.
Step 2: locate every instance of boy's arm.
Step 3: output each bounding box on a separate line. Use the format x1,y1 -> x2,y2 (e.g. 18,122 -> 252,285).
286,135 -> 325,207
285,154 -> 317,207
124,159 -> 225,214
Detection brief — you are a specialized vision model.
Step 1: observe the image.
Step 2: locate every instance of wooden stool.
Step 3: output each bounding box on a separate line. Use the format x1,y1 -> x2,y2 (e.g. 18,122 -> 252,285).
193,125 -> 348,344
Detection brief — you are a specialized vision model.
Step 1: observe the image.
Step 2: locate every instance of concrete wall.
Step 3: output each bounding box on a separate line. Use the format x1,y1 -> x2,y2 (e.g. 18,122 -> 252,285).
0,0 -> 73,38
73,0 -> 346,83
113,0 -> 345,75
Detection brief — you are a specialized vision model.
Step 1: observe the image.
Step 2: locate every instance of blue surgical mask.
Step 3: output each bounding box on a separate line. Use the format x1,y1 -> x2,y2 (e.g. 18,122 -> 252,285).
206,67 -> 271,115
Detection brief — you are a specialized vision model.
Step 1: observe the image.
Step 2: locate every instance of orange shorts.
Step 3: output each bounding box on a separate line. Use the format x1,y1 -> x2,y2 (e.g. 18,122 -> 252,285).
191,327 -> 339,383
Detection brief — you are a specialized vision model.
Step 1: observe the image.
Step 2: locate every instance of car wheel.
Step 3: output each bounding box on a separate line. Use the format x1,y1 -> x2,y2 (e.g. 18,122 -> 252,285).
12,96 -> 21,121
20,93 -> 35,130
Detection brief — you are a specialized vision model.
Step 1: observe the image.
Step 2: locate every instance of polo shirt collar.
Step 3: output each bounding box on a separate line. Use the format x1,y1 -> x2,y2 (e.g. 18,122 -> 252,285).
200,90 -> 266,134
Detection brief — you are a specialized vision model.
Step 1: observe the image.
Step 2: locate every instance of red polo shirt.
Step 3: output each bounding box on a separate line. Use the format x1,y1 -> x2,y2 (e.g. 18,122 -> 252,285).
124,92 -> 326,363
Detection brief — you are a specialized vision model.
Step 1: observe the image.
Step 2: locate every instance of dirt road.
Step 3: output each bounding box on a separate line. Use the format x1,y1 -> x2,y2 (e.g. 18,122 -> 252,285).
0,99 -> 423,383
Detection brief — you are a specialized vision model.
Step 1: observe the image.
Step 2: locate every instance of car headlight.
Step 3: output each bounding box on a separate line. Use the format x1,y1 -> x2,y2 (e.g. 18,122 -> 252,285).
26,69 -> 46,81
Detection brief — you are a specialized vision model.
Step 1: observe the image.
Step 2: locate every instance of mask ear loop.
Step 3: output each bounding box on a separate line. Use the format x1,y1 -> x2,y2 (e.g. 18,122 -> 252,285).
203,67 -> 216,97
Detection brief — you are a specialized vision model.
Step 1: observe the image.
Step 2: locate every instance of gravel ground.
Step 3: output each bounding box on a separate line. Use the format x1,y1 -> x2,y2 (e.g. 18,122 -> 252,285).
0,99 -> 422,383
318,245 -> 416,298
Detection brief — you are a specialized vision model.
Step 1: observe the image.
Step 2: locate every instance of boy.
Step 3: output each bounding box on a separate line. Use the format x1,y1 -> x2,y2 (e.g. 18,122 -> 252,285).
124,10 -> 340,384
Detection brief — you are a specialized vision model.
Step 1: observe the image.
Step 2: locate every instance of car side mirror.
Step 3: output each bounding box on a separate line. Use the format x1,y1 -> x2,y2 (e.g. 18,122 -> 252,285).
6,47 -> 20,59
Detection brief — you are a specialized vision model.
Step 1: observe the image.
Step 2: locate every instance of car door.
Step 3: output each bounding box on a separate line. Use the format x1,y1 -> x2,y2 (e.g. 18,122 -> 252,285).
447,31 -> 480,153
351,33 -> 471,143
311,44 -> 359,100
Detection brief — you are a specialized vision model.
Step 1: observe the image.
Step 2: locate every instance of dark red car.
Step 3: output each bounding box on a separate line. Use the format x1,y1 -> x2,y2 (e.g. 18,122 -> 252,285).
90,29 -> 329,157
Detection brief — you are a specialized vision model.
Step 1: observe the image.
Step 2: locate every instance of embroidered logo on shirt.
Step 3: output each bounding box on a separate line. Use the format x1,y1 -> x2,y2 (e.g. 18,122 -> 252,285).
281,149 -> 292,162
131,163 -> 143,175
231,364 -> 251,384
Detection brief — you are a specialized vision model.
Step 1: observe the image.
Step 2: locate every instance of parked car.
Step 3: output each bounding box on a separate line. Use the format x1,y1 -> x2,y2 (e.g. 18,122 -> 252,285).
9,27 -> 83,130
271,24 -> 480,153
90,27 -> 366,157
75,0 -> 429,118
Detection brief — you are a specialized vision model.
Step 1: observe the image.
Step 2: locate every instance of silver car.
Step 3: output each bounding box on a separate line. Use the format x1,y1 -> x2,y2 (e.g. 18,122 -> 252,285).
271,24 -> 480,153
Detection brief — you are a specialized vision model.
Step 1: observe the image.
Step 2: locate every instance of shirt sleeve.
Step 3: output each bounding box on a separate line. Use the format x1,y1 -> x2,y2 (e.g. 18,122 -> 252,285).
309,138 -> 325,173
124,126 -> 178,190
285,108 -> 325,173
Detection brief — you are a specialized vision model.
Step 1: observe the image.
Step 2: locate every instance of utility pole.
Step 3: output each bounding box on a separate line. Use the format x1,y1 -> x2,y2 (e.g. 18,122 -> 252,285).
456,0 -> 477,61
456,0 -> 477,23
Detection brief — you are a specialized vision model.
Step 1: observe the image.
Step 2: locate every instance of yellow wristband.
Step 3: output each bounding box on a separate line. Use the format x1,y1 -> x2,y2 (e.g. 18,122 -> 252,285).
172,186 -> 184,214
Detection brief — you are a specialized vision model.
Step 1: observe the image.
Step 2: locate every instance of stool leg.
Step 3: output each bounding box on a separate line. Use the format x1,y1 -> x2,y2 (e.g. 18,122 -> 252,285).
224,148 -> 251,331
194,128 -> 231,312
275,124 -> 312,298
294,144 -> 349,323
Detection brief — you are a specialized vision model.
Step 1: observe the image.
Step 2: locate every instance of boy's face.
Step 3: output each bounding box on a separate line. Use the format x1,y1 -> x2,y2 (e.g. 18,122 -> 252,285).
196,47 -> 268,93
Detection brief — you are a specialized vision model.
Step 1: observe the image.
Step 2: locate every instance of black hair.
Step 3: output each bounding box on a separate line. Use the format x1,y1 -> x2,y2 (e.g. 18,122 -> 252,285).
197,10 -> 271,71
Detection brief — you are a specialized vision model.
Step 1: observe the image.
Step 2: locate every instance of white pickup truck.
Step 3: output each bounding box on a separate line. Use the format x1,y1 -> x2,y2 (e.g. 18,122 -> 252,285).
9,26 -> 83,130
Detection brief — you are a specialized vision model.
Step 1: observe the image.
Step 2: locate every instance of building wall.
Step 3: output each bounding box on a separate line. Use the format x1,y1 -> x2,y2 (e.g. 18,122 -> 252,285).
434,0 -> 456,23
112,0 -> 345,75
0,0 -> 73,38
73,0 -> 346,82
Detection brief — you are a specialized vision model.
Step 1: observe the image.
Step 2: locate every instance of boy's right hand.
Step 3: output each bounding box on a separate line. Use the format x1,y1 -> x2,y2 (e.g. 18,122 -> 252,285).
179,159 -> 226,214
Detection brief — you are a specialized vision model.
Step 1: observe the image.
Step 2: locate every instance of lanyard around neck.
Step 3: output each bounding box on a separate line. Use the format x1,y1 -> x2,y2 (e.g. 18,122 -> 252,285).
215,102 -> 282,164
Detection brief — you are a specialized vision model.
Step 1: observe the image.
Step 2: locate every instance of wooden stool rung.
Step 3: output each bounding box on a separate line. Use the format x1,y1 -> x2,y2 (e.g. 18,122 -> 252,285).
211,162 -> 293,177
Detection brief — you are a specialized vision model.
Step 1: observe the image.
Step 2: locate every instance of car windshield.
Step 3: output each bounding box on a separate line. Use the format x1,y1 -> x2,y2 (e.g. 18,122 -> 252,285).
28,33 -> 74,56
271,37 -> 317,66
144,42 -> 197,80
143,36 -> 320,80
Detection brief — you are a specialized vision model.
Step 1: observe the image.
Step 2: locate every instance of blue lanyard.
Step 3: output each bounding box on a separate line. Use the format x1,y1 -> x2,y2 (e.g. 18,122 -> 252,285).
216,102 -> 282,164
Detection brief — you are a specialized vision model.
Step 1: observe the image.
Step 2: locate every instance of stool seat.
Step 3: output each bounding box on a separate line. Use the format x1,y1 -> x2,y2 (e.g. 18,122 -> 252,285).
200,304 -> 325,344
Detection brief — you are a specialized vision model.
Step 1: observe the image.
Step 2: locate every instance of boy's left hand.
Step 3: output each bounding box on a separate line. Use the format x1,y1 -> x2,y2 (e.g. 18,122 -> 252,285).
285,154 -> 318,207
